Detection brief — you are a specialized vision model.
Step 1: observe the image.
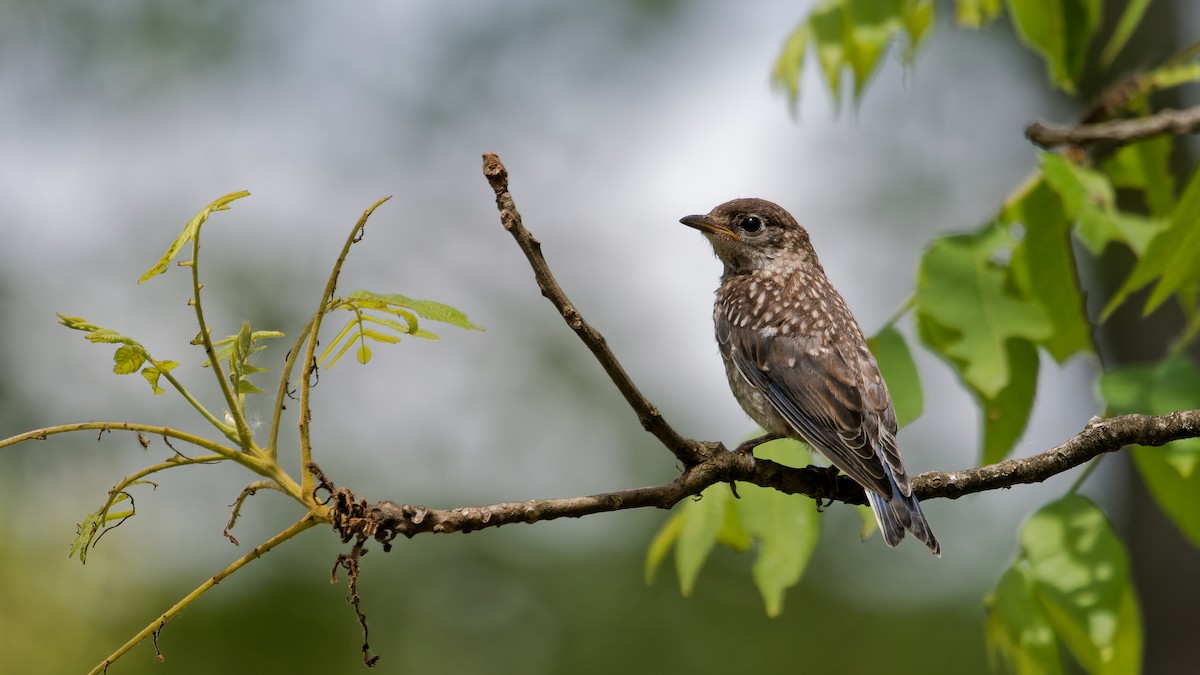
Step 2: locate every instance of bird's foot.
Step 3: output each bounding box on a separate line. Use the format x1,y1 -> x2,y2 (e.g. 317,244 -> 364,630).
732,433 -> 783,458
811,465 -> 841,510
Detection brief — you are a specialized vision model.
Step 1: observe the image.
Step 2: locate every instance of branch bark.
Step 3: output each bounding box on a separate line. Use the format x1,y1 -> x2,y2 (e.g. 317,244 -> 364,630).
1026,105 -> 1200,148
324,153 -> 1200,547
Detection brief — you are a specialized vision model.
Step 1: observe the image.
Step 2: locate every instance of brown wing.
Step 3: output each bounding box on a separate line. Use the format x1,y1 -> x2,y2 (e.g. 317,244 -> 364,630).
717,312 -> 896,497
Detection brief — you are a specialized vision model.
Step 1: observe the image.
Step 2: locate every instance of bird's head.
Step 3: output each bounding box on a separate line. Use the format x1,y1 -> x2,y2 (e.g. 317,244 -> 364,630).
680,198 -> 817,275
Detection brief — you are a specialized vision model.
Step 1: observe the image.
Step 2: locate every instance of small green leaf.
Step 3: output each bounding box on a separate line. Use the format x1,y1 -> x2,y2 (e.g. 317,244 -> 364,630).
867,326 -> 923,427
1103,165 -> 1200,320
1020,495 -> 1142,675
915,224 -> 1052,398
985,564 -> 1065,675
356,344 -> 372,364
112,344 -> 146,375
56,314 -> 137,346
70,507 -> 105,563
56,313 -> 102,333
138,191 -> 250,283
141,360 -> 178,395
1100,357 -> 1200,546
1006,0 -> 1103,94
1098,0 -> 1152,67
236,379 -> 265,395
1006,178 -> 1093,362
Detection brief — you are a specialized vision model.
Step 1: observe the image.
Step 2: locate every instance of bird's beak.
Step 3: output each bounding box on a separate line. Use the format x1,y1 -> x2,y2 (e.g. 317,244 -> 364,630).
680,214 -> 740,241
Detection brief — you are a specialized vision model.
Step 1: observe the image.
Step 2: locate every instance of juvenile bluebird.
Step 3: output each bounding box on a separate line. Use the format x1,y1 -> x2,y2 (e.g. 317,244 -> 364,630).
681,198 -> 940,555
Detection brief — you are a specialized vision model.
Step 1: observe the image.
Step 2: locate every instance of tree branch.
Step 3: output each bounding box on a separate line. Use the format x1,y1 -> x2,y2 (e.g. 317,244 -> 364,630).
1025,105 -> 1200,148
318,153 -> 1200,546
337,410 -> 1200,544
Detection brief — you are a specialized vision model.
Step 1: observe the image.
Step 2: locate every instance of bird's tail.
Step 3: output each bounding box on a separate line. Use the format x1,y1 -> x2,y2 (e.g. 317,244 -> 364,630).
866,470 -> 940,556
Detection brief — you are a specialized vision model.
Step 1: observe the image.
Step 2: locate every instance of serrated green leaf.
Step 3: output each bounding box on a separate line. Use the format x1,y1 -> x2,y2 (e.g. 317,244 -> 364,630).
1006,179 -> 1093,362
675,484 -> 733,596
867,326 -> 923,427
70,508 -> 105,563
1040,152 -> 1165,256
112,344 -> 146,375
957,0 -> 1004,27
1098,0 -> 1152,67
1006,0 -> 1103,94
644,511 -> 685,584
915,225 -> 1052,397
138,190 -> 250,283
1100,137 -> 1175,218
734,439 -> 820,617
1021,495 -> 1142,675
1103,165 -> 1200,320
985,563 -> 1066,675
141,360 -> 178,396
1100,357 -> 1200,547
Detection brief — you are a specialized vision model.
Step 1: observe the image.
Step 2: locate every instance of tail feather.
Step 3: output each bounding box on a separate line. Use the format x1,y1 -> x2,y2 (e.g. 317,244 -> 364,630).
866,470 -> 941,556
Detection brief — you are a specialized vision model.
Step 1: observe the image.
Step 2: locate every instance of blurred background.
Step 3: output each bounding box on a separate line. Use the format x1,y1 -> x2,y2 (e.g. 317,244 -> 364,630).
1,1 -> 1198,673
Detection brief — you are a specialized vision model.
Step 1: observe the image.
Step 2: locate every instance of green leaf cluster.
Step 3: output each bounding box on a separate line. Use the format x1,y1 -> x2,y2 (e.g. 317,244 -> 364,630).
317,290 -> 484,368
774,0 -> 1165,106
57,313 -> 180,396
47,191 -> 484,575
203,322 -> 284,395
645,439 -> 820,617
771,0 -> 934,108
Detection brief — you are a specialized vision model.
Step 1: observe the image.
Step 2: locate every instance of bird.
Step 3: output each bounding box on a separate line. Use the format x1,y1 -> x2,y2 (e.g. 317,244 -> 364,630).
680,198 -> 940,555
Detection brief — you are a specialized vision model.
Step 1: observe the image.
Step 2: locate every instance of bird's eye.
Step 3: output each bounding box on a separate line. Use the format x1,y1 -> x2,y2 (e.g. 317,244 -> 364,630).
740,215 -> 763,233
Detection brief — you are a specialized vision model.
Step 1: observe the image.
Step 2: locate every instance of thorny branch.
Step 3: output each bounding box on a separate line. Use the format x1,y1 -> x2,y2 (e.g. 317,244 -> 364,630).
327,152 -> 1200,546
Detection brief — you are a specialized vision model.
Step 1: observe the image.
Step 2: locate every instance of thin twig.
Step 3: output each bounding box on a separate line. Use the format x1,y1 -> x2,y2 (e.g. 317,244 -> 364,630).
1026,105 -> 1200,148
298,197 -> 392,499
89,515 -> 321,675
189,215 -> 256,452
481,153 -> 701,466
